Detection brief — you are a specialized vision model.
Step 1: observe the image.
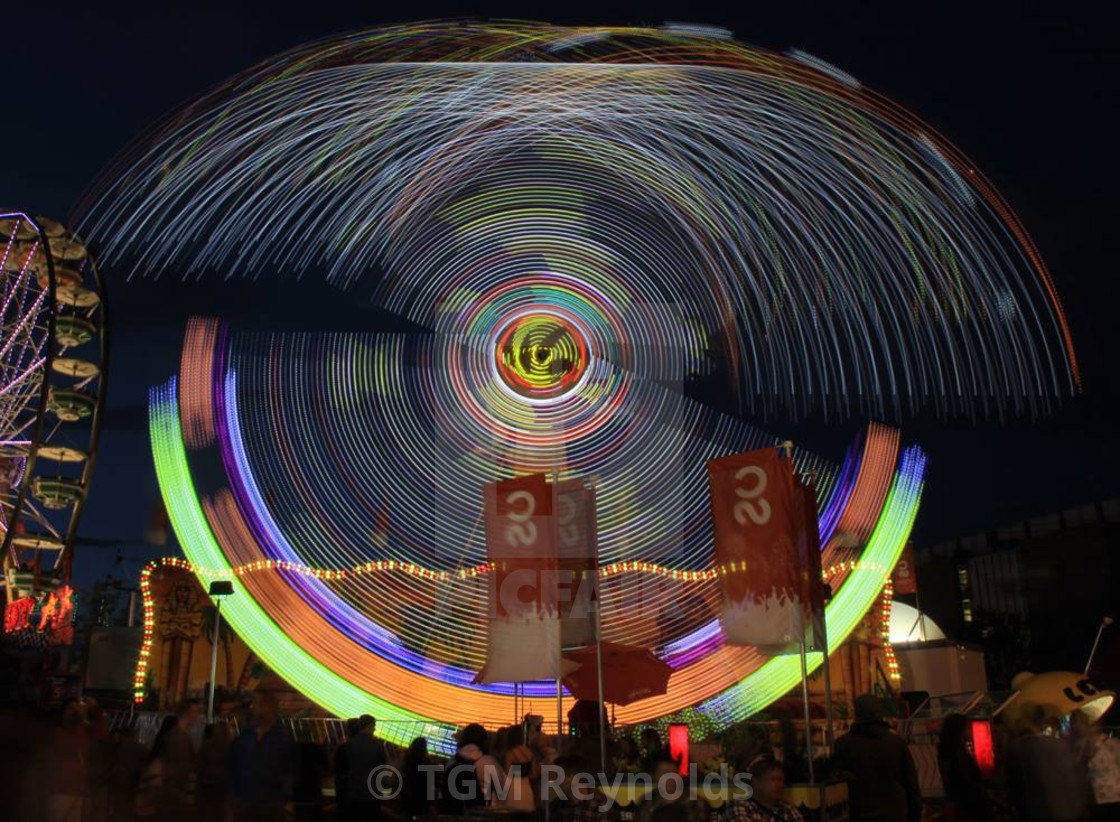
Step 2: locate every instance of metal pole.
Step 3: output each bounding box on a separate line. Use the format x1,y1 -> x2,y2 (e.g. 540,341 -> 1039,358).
914,585 -> 927,642
557,678 -> 564,738
820,635 -> 836,750
207,598 -> 222,724
594,588 -> 607,776
1084,616 -> 1114,677
799,640 -> 815,784
551,469 -> 564,742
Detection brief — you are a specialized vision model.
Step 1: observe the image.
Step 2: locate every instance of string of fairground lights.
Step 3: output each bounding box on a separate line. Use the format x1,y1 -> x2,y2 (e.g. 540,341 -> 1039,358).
149,380 -> 923,750
881,579 -> 903,683
133,555 -> 903,705
81,22 -> 1078,421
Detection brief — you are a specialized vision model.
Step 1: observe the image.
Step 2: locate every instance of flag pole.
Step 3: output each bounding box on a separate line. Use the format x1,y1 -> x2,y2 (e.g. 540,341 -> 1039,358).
799,639 -> 816,784
809,468 -> 835,751
785,440 -> 815,783
552,468 -> 564,743
820,625 -> 836,750
586,472 -> 607,775
594,596 -> 607,777
557,678 -> 564,739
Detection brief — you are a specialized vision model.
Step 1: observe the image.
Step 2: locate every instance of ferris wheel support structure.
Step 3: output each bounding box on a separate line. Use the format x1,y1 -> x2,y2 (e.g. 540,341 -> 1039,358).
0,212 -> 108,603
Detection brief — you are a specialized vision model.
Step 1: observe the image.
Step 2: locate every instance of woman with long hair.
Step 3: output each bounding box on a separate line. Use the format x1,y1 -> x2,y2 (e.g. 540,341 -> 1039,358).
402,736 -> 435,819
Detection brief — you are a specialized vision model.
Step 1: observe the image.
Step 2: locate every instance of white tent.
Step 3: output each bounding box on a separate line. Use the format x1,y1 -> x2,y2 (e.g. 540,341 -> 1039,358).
890,601 -> 946,643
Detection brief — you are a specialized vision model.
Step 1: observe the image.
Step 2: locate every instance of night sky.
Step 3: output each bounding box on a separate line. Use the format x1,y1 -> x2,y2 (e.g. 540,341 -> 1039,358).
5,0 -> 1118,584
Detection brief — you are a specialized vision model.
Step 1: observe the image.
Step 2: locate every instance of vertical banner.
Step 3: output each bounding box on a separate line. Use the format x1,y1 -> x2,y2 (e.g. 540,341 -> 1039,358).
795,477 -> 827,652
555,479 -> 598,649
891,542 -> 918,595
475,473 -> 563,684
707,447 -> 802,648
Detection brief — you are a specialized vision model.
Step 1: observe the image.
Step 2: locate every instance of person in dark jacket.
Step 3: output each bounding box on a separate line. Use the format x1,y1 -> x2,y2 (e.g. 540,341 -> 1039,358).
340,714 -> 389,820
938,714 -> 988,822
1005,705 -> 1088,822
334,718 -> 362,820
403,736 -> 437,819
832,694 -> 922,822
228,690 -> 296,821
293,740 -> 329,820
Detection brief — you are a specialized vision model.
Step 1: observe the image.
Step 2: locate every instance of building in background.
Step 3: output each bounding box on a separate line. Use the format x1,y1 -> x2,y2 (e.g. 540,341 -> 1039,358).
914,497 -> 1120,688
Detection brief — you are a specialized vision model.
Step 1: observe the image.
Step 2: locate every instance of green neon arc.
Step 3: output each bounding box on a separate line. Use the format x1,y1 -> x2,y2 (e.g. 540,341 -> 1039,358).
150,382 -> 922,747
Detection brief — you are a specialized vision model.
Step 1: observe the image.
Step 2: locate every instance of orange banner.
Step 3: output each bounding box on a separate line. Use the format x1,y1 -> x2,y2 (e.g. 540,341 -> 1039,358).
707,447 -> 802,648
892,542 -> 918,595
795,477 -> 827,651
476,473 -> 563,683
555,479 -> 598,649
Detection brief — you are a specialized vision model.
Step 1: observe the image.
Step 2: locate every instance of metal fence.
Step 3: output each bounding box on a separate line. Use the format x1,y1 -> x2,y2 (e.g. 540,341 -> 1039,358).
105,710 -> 442,749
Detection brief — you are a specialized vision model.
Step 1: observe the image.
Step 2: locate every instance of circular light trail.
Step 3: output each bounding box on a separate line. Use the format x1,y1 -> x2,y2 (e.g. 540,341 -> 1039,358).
80,21 -> 1078,421
74,21 -> 1075,748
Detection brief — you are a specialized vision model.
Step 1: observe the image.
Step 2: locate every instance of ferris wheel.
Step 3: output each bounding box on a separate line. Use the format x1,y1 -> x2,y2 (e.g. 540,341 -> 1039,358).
0,211 -> 107,602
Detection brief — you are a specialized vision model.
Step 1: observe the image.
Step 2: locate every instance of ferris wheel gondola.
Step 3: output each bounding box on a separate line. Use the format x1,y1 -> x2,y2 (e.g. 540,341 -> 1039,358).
0,211 -> 107,603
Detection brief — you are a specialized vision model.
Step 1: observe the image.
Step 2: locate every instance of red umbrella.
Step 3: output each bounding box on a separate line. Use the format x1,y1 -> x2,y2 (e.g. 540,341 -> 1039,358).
562,641 -> 673,705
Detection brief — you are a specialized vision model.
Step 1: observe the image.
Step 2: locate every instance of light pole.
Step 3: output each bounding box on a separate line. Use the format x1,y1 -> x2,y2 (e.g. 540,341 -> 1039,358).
206,580 -> 235,724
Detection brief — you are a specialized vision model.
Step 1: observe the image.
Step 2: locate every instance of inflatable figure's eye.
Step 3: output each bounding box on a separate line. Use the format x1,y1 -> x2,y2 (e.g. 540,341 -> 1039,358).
1076,679 -> 1098,696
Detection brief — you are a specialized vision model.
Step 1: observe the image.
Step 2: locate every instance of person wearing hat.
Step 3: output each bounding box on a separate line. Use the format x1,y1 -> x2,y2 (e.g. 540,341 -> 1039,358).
832,694 -> 921,822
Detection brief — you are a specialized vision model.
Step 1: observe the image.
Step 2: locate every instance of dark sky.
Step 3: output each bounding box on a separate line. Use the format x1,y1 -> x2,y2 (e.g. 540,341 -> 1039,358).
4,0 -> 1118,583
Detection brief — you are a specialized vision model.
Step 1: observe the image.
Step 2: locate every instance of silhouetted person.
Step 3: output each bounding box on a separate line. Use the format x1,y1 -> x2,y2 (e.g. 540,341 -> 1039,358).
640,727 -> 667,772
196,720 -> 234,820
1072,711 -> 1120,822
547,753 -> 620,822
107,725 -> 148,821
334,718 -> 361,820
832,694 -> 921,822
402,737 -> 437,819
938,714 -> 988,822
500,744 -> 536,814
340,714 -> 388,820
722,757 -> 804,822
228,691 -> 295,821
1006,705 -> 1088,822
440,723 -> 501,813
613,734 -> 642,774
136,714 -> 194,820
47,702 -> 90,822
293,740 -> 328,820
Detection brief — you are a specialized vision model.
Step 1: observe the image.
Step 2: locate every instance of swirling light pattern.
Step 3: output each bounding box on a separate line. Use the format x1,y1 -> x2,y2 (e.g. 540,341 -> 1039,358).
81,21 -> 1076,420
146,317 -> 924,749
85,21 -> 1072,744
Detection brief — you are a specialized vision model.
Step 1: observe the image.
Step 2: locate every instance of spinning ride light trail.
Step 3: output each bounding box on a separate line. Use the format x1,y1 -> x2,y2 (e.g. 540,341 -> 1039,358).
80,21 -> 1077,421
76,21 -> 1075,744
150,380 -> 925,749
145,320 -> 921,749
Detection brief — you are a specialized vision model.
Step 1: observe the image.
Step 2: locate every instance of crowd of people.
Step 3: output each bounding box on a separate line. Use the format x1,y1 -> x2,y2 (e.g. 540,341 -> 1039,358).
4,690 -> 1118,822
937,703 -> 1120,822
